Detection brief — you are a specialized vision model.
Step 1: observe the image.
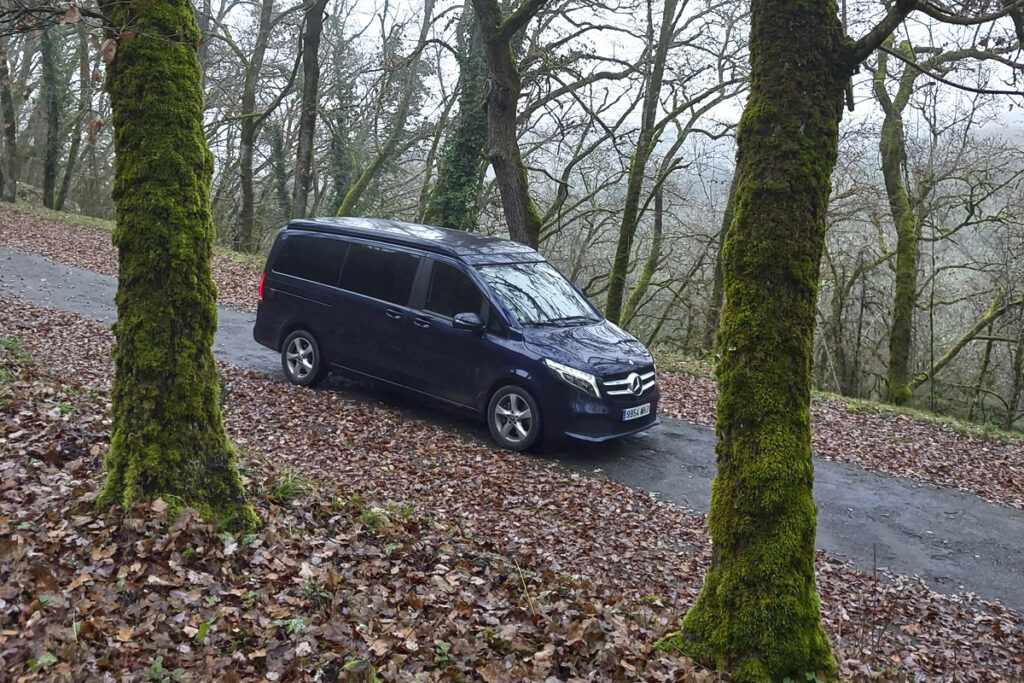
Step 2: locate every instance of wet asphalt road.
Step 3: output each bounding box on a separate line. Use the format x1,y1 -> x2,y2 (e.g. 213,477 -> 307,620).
2,245 -> 1023,612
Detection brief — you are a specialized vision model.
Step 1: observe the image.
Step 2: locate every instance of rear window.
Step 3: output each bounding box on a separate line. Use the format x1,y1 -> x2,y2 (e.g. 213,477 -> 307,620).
273,234 -> 347,286
339,243 -> 420,305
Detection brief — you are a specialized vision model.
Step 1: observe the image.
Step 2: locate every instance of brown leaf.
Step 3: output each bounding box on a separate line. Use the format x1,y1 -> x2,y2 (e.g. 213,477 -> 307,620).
60,6 -> 81,24
100,39 -> 117,64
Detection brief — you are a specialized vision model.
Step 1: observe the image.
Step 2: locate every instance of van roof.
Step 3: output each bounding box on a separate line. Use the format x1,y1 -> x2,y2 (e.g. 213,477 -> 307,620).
286,217 -> 544,265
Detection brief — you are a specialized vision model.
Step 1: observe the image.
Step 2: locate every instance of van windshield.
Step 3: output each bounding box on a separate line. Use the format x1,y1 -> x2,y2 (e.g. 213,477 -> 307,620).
477,261 -> 600,326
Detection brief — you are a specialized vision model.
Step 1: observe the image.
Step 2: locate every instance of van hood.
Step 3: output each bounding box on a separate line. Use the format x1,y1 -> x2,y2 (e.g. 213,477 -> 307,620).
523,319 -> 652,376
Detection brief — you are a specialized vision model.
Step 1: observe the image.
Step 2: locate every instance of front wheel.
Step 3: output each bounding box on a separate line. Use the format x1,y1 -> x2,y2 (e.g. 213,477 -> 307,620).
487,385 -> 541,451
281,330 -> 326,387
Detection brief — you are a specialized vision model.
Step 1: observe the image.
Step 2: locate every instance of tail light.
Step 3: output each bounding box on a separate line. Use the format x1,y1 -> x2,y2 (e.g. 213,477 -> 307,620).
258,273 -> 265,303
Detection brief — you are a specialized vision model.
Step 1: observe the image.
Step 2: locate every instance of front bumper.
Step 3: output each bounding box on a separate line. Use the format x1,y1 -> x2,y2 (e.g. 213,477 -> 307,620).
556,385 -> 660,442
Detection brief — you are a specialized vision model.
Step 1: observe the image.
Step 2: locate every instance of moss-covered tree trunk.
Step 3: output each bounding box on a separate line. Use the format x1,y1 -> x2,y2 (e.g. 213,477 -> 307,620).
422,3 -> 488,232
873,38 -> 1001,405
470,0 -> 544,247
657,0 -> 869,678
96,0 -> 258,531
873,40 -> 919,406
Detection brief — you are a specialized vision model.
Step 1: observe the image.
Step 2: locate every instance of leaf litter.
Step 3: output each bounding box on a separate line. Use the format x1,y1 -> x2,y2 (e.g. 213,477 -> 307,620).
2,208 -> 1024,679
2,296 -> 1023,681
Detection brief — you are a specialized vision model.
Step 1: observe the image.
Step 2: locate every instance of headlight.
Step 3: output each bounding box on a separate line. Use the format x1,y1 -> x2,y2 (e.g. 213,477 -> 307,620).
544,358 -> 600,398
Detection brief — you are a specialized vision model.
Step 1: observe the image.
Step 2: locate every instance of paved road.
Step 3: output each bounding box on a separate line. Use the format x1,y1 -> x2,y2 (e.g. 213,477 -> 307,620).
3,245 -> 1023,612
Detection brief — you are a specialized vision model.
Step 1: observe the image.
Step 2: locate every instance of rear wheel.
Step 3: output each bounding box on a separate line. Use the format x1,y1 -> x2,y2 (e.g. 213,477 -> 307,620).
281,330 -> 326,387
487,385 -> 541,451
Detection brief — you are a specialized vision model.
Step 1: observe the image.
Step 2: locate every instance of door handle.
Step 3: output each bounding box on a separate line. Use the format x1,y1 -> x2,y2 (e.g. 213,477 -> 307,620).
385,308 -> 402,319
413,317 -> 430,329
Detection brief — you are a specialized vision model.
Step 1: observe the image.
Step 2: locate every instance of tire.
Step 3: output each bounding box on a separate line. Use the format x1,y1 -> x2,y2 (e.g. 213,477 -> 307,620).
487,385 -> 542,451
281,330 -> 326,387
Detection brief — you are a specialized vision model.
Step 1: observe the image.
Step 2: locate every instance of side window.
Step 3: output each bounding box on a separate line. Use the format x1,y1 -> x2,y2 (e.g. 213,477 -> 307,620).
273,235 -> 347,286
339,243 -> 420,305
424,261 -> 483,319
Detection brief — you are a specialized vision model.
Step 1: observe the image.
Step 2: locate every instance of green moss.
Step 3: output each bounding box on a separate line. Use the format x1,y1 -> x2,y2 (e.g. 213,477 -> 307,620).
880,115 -> 917,406
95,0 -> 258,531
659,1 -> 849,679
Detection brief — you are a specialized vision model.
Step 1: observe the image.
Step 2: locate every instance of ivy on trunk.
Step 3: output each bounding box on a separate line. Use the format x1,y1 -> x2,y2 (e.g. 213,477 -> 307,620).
422,3 -> 488,232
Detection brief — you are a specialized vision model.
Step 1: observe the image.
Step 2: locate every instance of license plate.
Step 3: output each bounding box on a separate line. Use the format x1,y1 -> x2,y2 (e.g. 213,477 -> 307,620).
622,403 -> 651,421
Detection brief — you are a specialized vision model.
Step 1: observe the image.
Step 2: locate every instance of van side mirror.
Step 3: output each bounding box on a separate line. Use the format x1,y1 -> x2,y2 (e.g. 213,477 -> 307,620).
453,312 -> 485,333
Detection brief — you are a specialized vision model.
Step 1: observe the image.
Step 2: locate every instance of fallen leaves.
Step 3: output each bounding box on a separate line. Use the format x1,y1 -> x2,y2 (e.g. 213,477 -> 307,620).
3,208 -> 1024,679
2,295 -> 1023,680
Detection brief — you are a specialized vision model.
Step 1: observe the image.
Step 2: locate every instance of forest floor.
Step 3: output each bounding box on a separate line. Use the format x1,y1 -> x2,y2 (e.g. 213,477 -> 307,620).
1,205 -> 1023,680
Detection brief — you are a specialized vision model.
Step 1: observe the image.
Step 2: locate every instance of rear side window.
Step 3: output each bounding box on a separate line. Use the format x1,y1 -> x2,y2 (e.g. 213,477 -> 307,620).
339,243 -> 420,305
424,261 -> 483,318
273,234 -> 347,286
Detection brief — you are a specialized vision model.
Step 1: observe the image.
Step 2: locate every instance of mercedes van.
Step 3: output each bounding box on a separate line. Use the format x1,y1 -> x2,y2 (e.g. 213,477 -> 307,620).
253,217 -> 659,450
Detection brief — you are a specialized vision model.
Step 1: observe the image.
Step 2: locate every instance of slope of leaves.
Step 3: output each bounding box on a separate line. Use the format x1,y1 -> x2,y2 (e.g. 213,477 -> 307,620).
0,204 -> 261,311
2,295 -> 1023,681
658,371 -> 1024,510
2,202 -> 1021,510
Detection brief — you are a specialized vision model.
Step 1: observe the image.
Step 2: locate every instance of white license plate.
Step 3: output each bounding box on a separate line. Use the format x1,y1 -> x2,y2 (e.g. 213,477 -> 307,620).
622,403 -> 651,421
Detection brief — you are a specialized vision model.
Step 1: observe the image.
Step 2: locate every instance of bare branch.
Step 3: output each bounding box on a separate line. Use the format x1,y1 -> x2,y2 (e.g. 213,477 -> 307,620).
878,43 -> 1024,96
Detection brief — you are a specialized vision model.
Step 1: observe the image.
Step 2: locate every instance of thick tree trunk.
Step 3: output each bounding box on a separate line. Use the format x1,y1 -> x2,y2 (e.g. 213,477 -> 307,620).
40,28 -> 60,210
96,0 -> 257,530
471,0 -> 543,247
605,0 -> 678,324
658,1 -> 849,678
422,3 -> 488,232
291,0 -> 329,220
0,39 -> 17,202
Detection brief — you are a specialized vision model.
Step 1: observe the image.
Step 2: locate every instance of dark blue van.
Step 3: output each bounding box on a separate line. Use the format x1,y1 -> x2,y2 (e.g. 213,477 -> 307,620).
253,217 -> 659,450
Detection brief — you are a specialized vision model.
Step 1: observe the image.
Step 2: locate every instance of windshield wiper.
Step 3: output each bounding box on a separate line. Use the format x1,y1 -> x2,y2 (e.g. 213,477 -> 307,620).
542,315 -> 600,326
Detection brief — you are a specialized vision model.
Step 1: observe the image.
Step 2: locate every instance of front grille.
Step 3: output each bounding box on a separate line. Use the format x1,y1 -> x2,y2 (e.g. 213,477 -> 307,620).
601,366 -> 655,400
